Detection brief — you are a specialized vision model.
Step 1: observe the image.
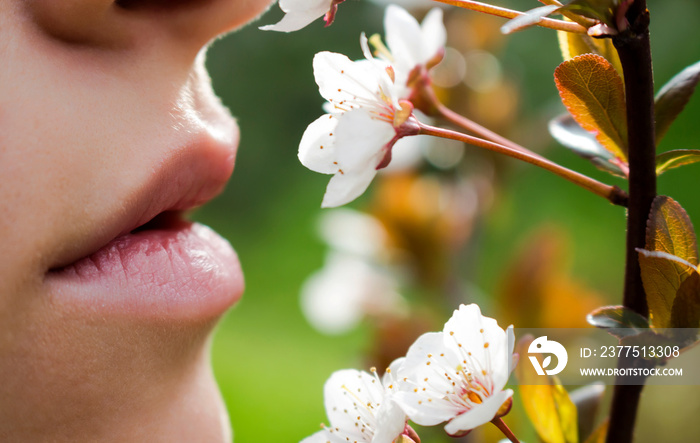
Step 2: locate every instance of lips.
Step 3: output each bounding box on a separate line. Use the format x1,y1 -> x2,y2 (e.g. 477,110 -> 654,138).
46,127 -> 244,322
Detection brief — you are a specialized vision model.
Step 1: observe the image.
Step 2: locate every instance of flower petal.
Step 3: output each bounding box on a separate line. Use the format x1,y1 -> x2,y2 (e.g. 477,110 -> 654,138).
393,332 -> 464,426
334,109 -> 395,172
300,429 -> 340,443
443,304 -> 510,391
372,399 -> 407,443
324,369 -> 385,441
299,253 -> 367,334
420,8 -> 446,62
321,166 -> 377,208
314,53 -> 385,107
385,5 -> 423,71
299,114 -> 340,174
260,0 -> 330,32
443,389 -> 513,436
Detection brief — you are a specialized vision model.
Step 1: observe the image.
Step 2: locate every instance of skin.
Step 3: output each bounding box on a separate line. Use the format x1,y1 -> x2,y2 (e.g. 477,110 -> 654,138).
0,0 -> 273,441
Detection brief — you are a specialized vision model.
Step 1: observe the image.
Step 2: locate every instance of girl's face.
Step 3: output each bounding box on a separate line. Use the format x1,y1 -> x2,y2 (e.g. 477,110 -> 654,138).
0,0 -> 272,440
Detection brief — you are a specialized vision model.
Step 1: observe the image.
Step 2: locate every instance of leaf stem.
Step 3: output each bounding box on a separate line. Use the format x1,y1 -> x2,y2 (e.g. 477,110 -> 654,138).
606,2 -> 657,443
491,417 -> 521,443
418,122 -> 628,206
431,0 -> 587,33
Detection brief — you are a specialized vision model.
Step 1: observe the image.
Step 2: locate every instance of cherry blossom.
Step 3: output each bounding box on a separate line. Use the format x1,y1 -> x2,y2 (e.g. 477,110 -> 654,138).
260,0 -> 345,33
381,5 -> 447,94
300,209 -> 406,335
393,304 -> 516,436
298,36 -> 419,208
301,362 -> 411,443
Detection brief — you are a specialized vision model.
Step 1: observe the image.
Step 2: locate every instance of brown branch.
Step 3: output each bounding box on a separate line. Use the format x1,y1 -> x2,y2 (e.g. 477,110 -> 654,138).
606,2 -> 656,443
432,0 -> 587,33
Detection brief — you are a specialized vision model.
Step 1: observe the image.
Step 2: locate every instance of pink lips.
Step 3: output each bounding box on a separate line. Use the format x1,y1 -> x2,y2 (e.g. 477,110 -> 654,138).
48,221 -> 243,321
46,125 -> 243,322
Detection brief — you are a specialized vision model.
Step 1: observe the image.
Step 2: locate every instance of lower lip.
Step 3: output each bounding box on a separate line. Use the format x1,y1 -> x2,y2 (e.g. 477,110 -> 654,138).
46,222 -> 243,321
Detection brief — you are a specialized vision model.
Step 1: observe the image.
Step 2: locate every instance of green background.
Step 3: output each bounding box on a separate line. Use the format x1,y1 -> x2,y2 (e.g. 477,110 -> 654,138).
195,1 -> 700,441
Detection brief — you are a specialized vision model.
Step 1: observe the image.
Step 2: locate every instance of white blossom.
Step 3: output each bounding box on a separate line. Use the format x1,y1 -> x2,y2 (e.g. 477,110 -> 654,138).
301,362 -> 408,443
382,5 -> 447,94
394,304 -> 516,436
301,209 -> 406,335
260,0 -> 344,33
299,36 -> 419,208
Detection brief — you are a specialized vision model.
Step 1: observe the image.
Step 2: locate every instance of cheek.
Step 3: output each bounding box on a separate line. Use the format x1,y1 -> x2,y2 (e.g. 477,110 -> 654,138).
233,0 -> 277,28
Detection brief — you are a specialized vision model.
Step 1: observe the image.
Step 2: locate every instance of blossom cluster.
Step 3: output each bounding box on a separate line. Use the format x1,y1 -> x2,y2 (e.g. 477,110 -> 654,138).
301,304 -> 516,442
290,5 -> 446,208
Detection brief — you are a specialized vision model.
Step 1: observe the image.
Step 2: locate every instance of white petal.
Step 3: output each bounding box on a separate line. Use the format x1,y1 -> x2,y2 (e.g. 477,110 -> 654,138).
299,114 -> 339,174
318,209 -> 388,257
393,390 -> 462,427
324,369 -> 385,441
321,166 -> 377,208
385,5 -> 423,71
299,254 -> 367,334
443,304 -> 510,390
420,8 -> 447,62
334,109 -> 394,172
506,325 -> 516,375
260,0 -> 330,32
314,52 -> 384,106
383,357 -> 406,387
300,429 -> 339,443
372,399 -> 407,443
443,389 -> 513,435
393,332 -> 463,426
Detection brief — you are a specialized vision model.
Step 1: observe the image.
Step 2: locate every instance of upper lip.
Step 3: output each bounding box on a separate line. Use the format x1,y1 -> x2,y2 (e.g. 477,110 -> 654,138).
49,128 -> 238,272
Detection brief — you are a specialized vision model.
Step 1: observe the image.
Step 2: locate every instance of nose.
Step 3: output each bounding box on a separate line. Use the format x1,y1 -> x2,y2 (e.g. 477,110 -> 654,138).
28,0 -> 273,56
114,0 -> 274,56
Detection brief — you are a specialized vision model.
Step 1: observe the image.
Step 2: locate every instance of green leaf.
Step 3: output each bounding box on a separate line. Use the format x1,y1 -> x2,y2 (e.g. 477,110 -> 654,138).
560,0 -> 618,27
554,54 -> 627,161
549,114 -> 628,178
646,196 -> 698,266
655,60 -> 700,144
638,249 -> 697,328
670,271 -> 700,329
586,305 -> 649,338
656,149 -> 700,175
516,336 -> 579,443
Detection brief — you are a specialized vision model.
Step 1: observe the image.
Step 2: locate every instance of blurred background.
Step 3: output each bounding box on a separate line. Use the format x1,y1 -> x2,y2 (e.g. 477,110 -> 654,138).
194,0 -> 700,441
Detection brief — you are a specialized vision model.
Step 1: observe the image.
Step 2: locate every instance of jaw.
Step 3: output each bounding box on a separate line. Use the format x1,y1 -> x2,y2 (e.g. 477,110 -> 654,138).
0,287 -> 232,442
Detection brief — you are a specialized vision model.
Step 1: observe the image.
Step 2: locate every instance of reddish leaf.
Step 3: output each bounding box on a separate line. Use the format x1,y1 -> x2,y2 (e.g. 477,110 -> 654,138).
638,250 -> 697,328
670,271 -> 700,329
554,54 -> 627,161
646,196 -> 698,266
557,30 -> 623,77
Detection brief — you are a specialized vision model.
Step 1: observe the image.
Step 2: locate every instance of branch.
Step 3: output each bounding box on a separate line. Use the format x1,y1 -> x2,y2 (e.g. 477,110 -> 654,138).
431,0 -> 587,33
418,122 -> 628,207
606,2 -> 656,442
